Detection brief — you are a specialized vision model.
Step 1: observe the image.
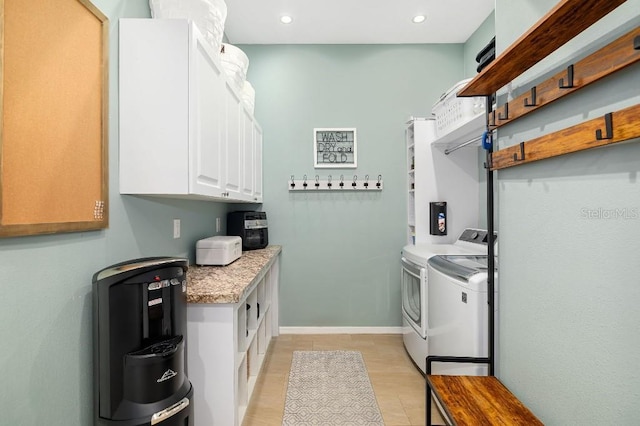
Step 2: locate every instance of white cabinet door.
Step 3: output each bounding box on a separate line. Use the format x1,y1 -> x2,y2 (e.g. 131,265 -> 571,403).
241,106 -> 255,199
253,123 -> 263,202
189,31 -> 226,197
120,19 -> 190,195
224,82 -> 242,199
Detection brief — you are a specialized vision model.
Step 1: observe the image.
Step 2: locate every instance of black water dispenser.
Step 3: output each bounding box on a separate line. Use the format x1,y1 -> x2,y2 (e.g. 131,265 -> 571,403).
93,257 -> 193,425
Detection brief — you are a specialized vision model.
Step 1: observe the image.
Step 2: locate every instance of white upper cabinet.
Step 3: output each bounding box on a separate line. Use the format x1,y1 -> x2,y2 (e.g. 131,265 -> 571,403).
119,19 -> 262,203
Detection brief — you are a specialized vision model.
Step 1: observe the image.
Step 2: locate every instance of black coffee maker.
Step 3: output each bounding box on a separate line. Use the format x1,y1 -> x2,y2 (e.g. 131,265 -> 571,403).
93,257 -> 193,426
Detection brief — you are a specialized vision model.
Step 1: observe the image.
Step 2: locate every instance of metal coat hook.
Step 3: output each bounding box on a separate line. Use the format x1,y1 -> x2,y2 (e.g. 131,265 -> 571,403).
364,175 -> 369,188
290,175 -> 295,188
303,175 -> 308,188
513,142 -> 525,162
524,86 -> 537,107
489,110 -> 497,127
595,113 -> 613,140
498,102 -> 509,121
339,175 -> 345,188
634,35 -> 640,50
352,175 -> 358,188
484,154 -> 493,170
376,175 -> 382,188
559,64 -> 575,89
327,175 -> 332,188
315,175 -> 320,188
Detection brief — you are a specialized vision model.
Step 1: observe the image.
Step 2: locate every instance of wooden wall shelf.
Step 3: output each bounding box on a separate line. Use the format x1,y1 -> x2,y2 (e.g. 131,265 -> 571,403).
489,27 -> 640,129
458,0 -> 628,97
490,103 -> 640,170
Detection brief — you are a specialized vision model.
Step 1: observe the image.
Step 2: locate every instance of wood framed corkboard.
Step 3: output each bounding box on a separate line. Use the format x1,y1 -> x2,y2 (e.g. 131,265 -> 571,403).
0,0 -> 109,237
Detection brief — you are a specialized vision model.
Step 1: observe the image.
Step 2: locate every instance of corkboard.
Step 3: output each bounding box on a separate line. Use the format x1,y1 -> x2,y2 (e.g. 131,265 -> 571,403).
0,0 -> 109,237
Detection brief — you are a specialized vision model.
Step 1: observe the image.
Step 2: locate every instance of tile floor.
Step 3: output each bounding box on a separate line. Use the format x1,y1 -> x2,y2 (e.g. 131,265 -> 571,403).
242,333 -> 445,426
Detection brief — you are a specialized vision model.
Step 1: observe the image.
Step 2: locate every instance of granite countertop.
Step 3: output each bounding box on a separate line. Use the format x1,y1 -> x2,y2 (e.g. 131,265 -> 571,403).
187,245 -> 281,304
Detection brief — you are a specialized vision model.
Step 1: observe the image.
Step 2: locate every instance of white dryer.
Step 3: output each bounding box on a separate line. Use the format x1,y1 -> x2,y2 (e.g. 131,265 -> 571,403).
400,229 -> 491,373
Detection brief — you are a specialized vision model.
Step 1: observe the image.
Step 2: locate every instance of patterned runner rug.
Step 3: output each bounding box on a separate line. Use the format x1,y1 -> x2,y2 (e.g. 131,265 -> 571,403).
282,350 -> 385,425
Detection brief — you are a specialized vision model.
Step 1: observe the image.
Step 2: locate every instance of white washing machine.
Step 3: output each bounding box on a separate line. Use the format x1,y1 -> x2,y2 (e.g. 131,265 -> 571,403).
400,229 -> 491,373
426,253 -> 498,376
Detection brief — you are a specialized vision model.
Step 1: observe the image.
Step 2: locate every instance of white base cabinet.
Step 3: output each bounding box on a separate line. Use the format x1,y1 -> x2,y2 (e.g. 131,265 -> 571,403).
119,19 -> 262,203
187,259 -> 279,426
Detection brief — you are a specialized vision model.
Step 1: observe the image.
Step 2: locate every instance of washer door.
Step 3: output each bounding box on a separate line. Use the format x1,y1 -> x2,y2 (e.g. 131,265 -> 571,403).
401,257 -> 427,338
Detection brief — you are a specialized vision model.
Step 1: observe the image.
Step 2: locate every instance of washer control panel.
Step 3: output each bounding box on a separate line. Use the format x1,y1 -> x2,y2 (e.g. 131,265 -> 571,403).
458,228 -> 497,246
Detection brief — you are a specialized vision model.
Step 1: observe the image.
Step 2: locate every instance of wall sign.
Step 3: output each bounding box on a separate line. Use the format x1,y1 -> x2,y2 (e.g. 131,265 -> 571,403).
314,128 -> 357,168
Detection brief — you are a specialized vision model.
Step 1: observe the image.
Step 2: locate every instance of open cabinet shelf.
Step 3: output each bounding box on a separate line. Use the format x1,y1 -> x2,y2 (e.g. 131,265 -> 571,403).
187,253 -> 280,426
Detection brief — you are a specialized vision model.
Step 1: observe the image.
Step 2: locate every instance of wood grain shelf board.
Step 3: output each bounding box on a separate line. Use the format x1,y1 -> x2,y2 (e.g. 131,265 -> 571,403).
427,375 -> 543,426
458,0 -> 629,97
491,103 -> 640,170
489,27 -> 640,129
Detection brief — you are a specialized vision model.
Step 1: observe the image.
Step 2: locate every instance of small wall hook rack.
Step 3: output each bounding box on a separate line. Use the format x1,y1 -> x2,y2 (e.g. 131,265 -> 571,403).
288,174 -> 383,191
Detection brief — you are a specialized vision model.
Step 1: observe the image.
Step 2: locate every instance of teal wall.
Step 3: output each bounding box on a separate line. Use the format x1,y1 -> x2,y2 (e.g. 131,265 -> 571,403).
494,0 -> 640,423
0,1 -> 231,424
462,12 -> 496,229
463,12 -> 496,79
239,44 -> 465,326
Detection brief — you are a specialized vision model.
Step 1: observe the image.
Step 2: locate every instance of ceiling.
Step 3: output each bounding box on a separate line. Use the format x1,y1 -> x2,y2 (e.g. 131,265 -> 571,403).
223,0 -> 495,45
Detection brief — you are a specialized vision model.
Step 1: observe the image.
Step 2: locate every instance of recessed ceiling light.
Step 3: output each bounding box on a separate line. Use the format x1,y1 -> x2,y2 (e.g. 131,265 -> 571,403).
280,15 -> 293,24
412,15 -> 426,24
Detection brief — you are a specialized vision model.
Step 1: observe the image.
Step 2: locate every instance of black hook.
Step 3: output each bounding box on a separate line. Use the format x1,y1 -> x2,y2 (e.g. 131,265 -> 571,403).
634,35 -> 640,50
303,174 -> 308,188
327,175 -> 332,188
315,175 -> 320,188
339,174 -> 344,188
595,113 -> 613,140
559,64 -> 575,89
524,86 -> 537,107
364,175 -> 369,188
376,175 -> 382,188
498,102 -> 509,121
352,175 -> 357,188
489,110 -> 496,127
290,175 -> 295,188
513,142 -> 525,162
484,154 -> 493,169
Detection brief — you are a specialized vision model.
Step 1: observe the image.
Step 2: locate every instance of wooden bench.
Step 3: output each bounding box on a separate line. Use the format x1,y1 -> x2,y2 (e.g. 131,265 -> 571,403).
426,375 -> 543,425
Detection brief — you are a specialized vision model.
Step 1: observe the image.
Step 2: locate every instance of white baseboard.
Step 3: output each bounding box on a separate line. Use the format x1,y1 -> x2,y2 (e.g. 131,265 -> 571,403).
279,326 -> 403,335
